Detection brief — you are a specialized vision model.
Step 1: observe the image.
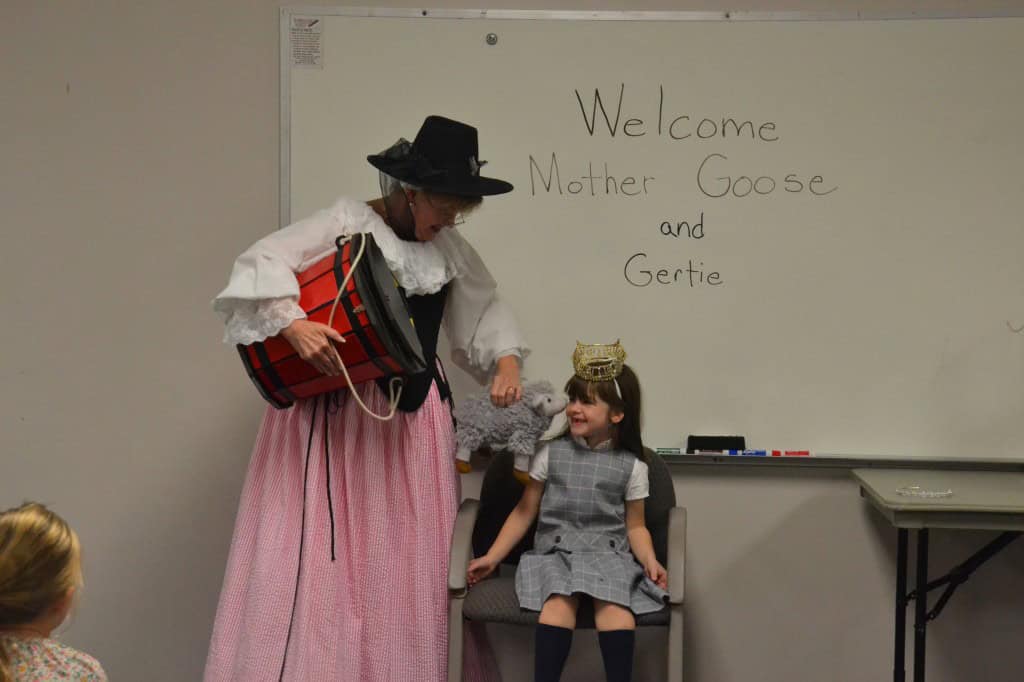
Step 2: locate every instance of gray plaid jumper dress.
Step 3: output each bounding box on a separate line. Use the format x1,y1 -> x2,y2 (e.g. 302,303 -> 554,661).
515,437 -> 669,614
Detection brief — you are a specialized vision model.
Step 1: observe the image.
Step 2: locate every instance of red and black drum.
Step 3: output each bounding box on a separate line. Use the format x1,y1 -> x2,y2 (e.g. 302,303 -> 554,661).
238,232 -> 426,409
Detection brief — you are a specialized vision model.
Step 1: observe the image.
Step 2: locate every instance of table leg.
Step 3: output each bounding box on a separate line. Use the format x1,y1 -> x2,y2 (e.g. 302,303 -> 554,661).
895,528 -> 908,682
913,528 -> 929,682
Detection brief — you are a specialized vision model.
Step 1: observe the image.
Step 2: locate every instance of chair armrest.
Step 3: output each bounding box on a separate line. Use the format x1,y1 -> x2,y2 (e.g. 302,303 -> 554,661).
448,498 -> 481,594
666,506 -> 686,604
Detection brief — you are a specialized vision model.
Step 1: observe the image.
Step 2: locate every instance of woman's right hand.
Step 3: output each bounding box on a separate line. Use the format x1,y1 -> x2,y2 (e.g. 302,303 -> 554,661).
466,554 -> 499,586
280,319 -> 346,376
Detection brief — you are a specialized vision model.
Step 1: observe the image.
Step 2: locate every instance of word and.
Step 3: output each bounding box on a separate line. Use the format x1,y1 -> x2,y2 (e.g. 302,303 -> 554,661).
660,212 -> 704,239
576,84 -> 780,142
623,253 -> 722,288
697,153 -> 838,199
528,154 -> 654,196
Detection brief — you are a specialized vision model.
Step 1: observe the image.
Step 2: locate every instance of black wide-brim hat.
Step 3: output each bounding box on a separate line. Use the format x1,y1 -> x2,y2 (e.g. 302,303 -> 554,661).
367,115 -> 513,197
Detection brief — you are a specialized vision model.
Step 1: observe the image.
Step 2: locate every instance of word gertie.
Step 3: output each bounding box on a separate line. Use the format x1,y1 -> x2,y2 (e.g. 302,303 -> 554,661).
624,253 -> 722,288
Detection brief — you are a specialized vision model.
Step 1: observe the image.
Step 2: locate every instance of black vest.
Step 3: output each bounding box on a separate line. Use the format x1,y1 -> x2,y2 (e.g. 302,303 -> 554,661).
378,284 -> 452,412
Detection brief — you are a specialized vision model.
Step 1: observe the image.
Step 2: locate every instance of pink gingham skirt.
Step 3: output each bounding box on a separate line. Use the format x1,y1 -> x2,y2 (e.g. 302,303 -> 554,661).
204,383 -> 498,681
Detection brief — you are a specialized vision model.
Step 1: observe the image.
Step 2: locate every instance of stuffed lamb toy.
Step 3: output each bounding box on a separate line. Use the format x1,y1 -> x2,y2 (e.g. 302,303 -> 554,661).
454,380 -> 568,479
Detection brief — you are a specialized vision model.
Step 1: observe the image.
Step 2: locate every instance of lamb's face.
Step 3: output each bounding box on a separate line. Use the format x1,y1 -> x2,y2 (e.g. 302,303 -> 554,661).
532,392 -> 569,417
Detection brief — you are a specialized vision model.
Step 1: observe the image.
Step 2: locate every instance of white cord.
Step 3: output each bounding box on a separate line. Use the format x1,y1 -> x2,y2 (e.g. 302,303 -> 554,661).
325,236 -> 403,421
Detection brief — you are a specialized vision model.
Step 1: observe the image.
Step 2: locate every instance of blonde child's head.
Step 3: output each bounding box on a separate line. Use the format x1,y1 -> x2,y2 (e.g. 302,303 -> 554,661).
0,502 -> 83,681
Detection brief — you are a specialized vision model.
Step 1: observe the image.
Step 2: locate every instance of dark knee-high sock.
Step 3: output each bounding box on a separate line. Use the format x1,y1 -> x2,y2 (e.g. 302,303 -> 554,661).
598,629 -> 636,682
534,623 -> 574,682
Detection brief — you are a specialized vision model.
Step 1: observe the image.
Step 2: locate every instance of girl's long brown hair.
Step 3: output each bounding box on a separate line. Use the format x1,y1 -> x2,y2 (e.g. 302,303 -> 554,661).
564,364 -> 646,462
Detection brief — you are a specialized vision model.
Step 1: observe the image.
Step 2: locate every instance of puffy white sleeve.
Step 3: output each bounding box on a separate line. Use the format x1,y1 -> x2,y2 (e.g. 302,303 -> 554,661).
437,230 -> 530,384
212,206 -> 353,345
212,197 -> 460,346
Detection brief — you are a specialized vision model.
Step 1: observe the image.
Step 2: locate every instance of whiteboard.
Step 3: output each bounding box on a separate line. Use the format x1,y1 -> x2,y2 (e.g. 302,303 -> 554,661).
282,9 -> 1024,459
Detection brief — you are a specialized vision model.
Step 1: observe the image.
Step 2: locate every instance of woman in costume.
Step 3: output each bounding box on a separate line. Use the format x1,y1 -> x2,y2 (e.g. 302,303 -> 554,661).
205,115 -> 526,681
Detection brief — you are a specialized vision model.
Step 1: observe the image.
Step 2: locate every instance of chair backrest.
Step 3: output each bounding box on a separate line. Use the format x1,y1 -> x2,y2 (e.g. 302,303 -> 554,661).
472,446 -> 676,565
643,447 -> 676,564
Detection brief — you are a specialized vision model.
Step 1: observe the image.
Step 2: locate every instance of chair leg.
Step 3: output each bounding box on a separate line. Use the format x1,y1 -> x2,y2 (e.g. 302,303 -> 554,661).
667,604 -> 684,682
448,597 -> 465,682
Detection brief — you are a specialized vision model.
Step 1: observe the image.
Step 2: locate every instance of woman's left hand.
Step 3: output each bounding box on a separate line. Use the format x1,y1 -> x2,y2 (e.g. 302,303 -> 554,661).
490,355 -> 522,407
644,559 -> 668,591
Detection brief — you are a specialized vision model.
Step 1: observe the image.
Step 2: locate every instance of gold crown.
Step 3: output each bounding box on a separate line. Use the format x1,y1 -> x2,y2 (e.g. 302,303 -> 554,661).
572,340 -> 626,382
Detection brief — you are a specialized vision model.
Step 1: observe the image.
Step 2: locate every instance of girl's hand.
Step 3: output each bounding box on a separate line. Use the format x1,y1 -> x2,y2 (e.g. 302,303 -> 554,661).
644,559 -> 668,591
467,555 -> 499,586
490,355 -> 522,407
280,319 -> 346,376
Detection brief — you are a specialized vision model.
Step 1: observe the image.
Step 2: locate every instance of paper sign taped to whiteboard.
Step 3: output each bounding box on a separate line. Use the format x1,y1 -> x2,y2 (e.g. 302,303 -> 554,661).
290,16 -> 322,69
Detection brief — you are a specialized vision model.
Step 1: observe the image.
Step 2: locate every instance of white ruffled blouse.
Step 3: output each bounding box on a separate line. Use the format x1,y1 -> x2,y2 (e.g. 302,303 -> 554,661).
213,197 -> 528,383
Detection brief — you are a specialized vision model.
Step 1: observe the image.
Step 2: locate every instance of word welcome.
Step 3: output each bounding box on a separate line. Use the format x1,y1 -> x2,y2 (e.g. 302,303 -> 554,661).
576,84 -> 780,142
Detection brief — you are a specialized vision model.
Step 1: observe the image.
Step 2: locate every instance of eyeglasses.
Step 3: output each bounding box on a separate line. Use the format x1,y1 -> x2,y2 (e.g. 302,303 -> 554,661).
422,194 -> 466,228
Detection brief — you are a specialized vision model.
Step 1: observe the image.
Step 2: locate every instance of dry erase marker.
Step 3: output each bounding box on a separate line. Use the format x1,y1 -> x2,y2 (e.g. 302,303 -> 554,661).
784,450 -> 810,456
741,449 -> 767,456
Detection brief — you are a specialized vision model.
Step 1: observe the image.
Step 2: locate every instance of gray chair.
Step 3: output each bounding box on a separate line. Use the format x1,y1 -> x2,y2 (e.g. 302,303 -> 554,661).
448,448 -> 685,681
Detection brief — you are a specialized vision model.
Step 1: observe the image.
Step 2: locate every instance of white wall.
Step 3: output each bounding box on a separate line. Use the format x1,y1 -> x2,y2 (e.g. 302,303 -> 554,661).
1,2 -> 1021,680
